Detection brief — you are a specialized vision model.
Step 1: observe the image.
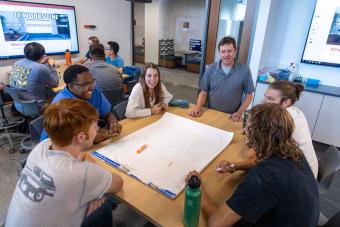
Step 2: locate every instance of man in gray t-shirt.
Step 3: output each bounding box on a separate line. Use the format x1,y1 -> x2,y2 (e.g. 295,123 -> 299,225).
86,43 -> 122,92
190,37 -> 254,121
9,42 -> 59,101
6,99 -> 123,227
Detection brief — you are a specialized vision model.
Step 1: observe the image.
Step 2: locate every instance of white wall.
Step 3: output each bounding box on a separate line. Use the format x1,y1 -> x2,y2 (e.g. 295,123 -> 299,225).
260,0 -> 340,87
248,0 -> 272,91
137,0 -> 205,65
163,0 -> 205,51
134,2 -> 145,46
145,0 -> 163,64
0,0 -> 132,77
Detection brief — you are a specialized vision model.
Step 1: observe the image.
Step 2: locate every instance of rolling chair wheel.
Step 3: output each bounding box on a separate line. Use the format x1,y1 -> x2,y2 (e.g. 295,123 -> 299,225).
20,148 -> 30,153
9,148 -> 16,154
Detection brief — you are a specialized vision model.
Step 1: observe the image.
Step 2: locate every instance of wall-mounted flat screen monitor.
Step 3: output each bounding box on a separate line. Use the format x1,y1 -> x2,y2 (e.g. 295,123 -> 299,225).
301,0 -> 340,67
0,1 -> 79,59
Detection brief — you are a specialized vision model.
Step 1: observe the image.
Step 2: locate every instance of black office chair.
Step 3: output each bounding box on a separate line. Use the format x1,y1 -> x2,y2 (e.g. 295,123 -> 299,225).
318,145 -> 340,194
4,87 -> 40,119
20,115 -> 44,152
0,94 -> 25,153
102,87 -> 125,108
317,145 -> 340,226
319,210 -> 340,227
4,87 -> 40,152
17,116 -> 44,169
112,100 -> 128,121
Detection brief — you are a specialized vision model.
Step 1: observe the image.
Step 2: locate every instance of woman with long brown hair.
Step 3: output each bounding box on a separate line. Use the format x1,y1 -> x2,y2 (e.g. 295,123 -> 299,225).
125,63 -> 173,118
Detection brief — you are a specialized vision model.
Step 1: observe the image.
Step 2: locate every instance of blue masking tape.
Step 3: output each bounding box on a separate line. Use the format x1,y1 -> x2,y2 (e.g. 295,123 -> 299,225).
93,151 -> 177,199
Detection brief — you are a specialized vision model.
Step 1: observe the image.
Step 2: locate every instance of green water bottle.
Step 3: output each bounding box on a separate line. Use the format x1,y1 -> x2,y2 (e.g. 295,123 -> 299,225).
183,175 -> 201,227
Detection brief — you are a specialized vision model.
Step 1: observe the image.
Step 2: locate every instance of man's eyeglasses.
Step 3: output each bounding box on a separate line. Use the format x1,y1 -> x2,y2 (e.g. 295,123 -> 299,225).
71,79 -> 96,87
105,47 -> 112,51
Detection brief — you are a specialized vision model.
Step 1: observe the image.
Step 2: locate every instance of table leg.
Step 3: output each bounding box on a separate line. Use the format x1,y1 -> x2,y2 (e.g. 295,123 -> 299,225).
184,54 -> 188,68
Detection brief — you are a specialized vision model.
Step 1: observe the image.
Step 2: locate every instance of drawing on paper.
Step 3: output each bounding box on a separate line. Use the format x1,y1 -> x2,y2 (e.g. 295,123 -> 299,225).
93,112 -> 233,199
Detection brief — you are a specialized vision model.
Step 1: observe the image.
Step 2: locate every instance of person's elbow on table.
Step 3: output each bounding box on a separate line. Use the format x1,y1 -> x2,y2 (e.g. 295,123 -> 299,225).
107,173 -> 123,194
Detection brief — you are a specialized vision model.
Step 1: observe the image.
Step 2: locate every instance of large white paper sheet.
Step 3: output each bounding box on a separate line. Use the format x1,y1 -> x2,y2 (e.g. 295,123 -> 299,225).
93,112 -> 233,199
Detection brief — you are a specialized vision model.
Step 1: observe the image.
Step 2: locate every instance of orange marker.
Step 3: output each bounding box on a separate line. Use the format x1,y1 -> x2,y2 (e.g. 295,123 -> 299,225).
136,144 -> 148,154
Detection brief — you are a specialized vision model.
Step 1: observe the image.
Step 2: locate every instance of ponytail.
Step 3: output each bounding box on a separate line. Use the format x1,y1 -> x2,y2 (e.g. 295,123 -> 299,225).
269,81 -> 304,105
294,84 -> 304,101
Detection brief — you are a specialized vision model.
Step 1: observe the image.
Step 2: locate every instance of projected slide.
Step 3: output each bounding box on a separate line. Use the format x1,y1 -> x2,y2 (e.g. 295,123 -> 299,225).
1,12 -> 71,41
302,0 -> 340,67
0,1 -> 79,59
326,9 -> 340,45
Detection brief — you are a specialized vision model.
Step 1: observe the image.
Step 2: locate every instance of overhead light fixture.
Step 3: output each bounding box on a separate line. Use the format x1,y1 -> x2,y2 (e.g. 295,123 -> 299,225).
183,21 -> 189,29
182,0 -> 190,32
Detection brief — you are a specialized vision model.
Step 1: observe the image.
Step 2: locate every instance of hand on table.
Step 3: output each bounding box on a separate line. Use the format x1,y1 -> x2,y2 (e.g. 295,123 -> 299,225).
94,128 -> 112,144
189,107 -> 202,117
159,103 -> 168,111
108,118 -> 122,135
151,103 -> 164,115
230,112 -> 242,122
185,170 -> 201,184
215,160 -> 236,173
94,118 -> 121,144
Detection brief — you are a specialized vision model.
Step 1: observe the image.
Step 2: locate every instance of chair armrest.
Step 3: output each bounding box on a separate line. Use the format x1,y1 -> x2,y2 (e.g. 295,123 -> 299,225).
19,100 -> 38,105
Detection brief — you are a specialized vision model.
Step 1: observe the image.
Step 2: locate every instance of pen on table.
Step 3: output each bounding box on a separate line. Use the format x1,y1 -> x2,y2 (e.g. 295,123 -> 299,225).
136,144 -> 148,154
215,163 -> 235,172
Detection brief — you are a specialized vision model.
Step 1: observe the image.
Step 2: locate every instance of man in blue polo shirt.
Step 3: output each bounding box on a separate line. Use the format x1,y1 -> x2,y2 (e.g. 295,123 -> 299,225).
189,36 -> 254,122
40,64 -> 121,142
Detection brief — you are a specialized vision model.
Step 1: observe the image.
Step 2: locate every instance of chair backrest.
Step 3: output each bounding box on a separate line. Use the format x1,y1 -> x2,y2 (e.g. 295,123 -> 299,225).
102,88 -> 125,107
29,115 -> 44,145
127,80 -> 138,95
4,86 -> 40,118
0,94 -> 5,120
113,100 -> 128,121
322,210 -> 340,227
318,145 -> 340,193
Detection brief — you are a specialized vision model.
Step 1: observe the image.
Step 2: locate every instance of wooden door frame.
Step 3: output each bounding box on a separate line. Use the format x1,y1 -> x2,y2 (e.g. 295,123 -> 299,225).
204,0 -> 258,66
204,0 -> 221,65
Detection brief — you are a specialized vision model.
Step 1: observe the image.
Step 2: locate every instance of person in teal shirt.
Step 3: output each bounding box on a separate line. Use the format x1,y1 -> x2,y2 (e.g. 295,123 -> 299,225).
105,41 -> 124,68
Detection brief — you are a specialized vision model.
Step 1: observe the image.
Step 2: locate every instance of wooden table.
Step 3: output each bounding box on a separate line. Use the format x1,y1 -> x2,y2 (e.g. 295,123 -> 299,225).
87,107 -> 249,227
175,50 -> 199,66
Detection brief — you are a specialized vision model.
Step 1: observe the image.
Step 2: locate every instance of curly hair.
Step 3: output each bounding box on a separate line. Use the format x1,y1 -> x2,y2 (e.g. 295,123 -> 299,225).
246,103 -> 302,163
139,63 -> 163,108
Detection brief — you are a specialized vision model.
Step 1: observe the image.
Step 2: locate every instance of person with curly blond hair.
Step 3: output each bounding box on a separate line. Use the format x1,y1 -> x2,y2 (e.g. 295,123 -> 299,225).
186,103 -> 319,227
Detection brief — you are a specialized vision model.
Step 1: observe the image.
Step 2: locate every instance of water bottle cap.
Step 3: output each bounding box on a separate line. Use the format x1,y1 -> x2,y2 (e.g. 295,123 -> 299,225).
188,175 -> 200,189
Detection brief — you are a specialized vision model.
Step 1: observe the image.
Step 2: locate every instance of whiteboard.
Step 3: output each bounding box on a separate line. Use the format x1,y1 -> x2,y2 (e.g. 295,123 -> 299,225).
92,113 -> 233,199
